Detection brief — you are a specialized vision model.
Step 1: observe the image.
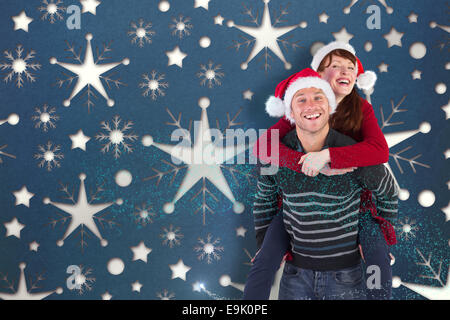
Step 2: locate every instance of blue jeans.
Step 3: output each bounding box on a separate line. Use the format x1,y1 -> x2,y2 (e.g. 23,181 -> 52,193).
243,212 -> 392,300
279,262 -> 366,300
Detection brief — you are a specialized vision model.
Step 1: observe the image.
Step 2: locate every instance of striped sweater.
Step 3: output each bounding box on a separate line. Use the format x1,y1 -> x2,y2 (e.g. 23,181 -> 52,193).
253,128 -> 398,271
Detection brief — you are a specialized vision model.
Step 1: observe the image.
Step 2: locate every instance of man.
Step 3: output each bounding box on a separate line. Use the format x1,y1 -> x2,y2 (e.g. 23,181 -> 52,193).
251,68 -> 398,300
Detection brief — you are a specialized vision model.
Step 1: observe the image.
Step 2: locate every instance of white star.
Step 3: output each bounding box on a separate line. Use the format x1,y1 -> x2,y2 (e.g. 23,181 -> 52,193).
130,241 -> 152,263
13,186 -> 34,207
43,173 -> 119,247
378,62 -> 389,73
166,46 -> 187,68
143,97 -> 247,224
319,12 -> 329,24
408,12 -> 418,23
442,202 -> 450,222
226,0 -> 299,70
214,14 -> 224,25
4,217 -> 25,239
383,27 -> 404,48
441,100 -> 450,120
236,226 -> 247,237
50,33 -> 129,108
0,263 -> 62,300
243,89 -> 254,100
29,241 -> 40,252
332,27 -> 354,43
445,149 -> 450,159
70,129 -> 91,151
411,69 -> 422,80
194,0 -> 210,10
169,259 -> 191,281
12,11 -> 33,32
80,0 -> 101,15
101,291 -> 112,300
131,281 -> 143,292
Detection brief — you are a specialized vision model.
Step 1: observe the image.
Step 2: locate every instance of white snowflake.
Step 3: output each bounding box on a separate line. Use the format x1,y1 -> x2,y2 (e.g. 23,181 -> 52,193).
197,61 -> 224,88
32,104 -> 59,132
95,115 -> 138,159
133,202 -> 156,226
194,234 -> 224,264
38,0 -> 66,24
71,265 -> 95,295
0,45 -> 41,88
139,70 -> 168,100
128,19 -> 156,48
170,15 -> 193,39
156,289 -> 175,300
395,216 -> 419,241
160,225 -> 183,248
34,141 -> 64,171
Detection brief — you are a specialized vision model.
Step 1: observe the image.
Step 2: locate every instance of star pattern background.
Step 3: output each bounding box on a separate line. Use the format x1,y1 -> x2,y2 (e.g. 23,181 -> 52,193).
0,0 -> 448,300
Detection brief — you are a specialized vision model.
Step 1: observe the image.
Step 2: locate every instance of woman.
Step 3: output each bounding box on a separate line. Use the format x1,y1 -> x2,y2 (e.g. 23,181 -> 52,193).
243,42 -> 396,300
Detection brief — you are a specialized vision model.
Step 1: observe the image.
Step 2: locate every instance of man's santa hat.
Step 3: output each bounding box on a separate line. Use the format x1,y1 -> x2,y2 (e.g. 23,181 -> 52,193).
265,68 -> 336,124
310,41 -> 377,91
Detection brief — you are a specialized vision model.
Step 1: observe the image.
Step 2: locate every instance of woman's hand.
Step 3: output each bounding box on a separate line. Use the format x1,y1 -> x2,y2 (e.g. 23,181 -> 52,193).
320,164 -> 357,176
298,149 -> 331,177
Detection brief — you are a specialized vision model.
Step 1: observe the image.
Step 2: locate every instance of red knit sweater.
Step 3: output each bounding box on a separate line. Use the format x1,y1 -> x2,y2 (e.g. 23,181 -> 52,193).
253,98 -> 389,172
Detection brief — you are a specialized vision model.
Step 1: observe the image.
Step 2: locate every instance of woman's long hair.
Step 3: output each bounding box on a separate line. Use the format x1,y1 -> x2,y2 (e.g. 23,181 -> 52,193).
317,49 -> 363,137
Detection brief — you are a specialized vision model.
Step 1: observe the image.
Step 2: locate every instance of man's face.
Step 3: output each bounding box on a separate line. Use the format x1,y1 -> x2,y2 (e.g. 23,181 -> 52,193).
290,87 -> 331,134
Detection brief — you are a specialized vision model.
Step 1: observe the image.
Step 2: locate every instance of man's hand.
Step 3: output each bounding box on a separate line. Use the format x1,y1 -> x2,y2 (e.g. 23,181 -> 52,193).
320,164 -> 356,176
298,149 -> 331,177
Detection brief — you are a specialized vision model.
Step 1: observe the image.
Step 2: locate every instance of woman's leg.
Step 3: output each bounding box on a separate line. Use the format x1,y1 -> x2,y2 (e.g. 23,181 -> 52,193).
358,212 -> 392,300
243,213 -> 291,300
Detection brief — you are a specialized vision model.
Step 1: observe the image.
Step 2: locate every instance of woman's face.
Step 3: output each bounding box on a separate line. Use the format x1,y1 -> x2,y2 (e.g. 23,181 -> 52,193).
318,55 -> 357,102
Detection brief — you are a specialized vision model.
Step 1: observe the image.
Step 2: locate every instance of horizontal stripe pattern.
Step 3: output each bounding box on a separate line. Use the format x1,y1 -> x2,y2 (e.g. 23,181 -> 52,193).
252,130 -> 399,270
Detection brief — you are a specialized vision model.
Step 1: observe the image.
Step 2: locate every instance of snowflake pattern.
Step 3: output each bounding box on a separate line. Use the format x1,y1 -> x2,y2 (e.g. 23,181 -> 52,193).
133,202 -> 156,226
169,15 -> 193,39
197,61 -> 224,88
156,289 -> 175,300
34,141 -> 64,171
95,115 -> 138,159
32,104 -> 59,132
194,234 -> 224,264
0,45 -> 41,88
395,216 -> 419,241
128,19 -> 156,48
38,0 -> 66,24
139,70 -> 169,100
71,265 -> 95,295
160,225 -> 184,248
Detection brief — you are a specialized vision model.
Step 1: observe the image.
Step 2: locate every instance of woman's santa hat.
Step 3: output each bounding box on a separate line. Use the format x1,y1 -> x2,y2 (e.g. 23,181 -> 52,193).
310,41 -> 377,91
265,68 -> 336,124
